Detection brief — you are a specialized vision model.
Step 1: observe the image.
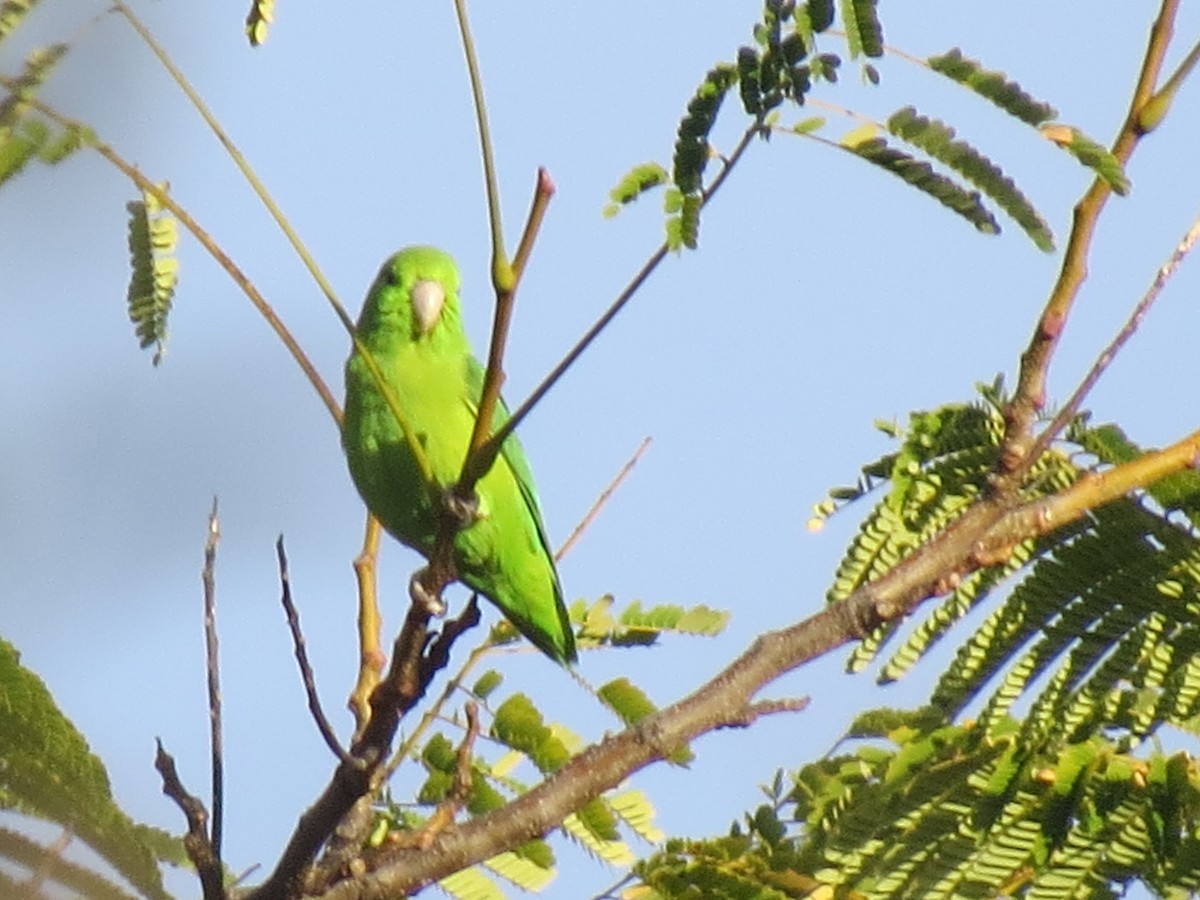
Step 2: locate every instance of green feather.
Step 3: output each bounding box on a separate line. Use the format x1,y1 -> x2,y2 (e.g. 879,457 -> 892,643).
341,245 -> 576,664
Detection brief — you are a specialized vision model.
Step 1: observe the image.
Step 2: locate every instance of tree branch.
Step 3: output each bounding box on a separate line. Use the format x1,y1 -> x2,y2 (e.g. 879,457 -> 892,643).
999,0 -> 1180,478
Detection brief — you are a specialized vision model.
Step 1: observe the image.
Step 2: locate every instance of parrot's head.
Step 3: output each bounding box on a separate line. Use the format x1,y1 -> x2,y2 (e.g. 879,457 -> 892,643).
361,245 -> 463,344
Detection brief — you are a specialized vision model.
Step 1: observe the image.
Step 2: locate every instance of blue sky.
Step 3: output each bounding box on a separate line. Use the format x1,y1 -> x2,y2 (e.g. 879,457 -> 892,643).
3,2 -> 1199,897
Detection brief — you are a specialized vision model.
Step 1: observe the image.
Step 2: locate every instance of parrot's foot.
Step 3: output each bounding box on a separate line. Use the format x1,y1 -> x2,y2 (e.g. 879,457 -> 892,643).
442,487 -> 480,531
410,569 -> 448,617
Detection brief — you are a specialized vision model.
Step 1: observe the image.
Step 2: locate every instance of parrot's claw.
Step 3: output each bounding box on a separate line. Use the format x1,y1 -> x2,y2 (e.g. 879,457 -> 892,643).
443,487 -> 480,531
410,570 -> 448,617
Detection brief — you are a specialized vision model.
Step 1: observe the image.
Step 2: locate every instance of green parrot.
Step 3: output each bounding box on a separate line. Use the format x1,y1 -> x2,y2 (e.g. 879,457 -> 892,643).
341,245 -> 576,664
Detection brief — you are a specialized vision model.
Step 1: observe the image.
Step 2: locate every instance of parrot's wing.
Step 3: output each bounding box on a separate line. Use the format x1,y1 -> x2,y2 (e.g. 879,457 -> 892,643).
463,356 -> 553,538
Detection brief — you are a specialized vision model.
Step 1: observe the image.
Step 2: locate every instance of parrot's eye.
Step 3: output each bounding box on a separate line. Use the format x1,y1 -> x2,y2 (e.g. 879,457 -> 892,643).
410,279 -> 446,334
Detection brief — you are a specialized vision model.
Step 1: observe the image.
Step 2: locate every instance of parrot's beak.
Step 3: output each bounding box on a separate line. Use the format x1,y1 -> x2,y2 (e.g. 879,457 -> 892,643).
410,279 -> 446,334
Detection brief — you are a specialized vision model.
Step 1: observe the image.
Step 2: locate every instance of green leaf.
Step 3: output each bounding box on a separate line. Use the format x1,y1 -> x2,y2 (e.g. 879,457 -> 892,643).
471,669 -> 503,700
668,63 -> 737,250
887,105 -> 1054,251
1041,123 -> 1131,195
125,184 -> 179,366
598,677 -> 658,726
927,48 -> 1058,126
840,0 -> 883,59
841,134 -> 1000,236
490,694 -> 571,775
564,801 -> 635,866
603,160 -> 669,218
483,847 -> 555,892
610,788 -> 665,844
0,637 -> 172,900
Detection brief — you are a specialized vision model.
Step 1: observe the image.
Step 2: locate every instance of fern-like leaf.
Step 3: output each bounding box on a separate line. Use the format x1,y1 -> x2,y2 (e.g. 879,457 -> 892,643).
841,133 -> 1001,236
888,105 -> 1054,251
668,64 -> 737,250
927,48 -> 1058,126
634,719 -> 1200,899
125,184 -> 179,365
610,788 -> 666,844
0,638 -> 173,899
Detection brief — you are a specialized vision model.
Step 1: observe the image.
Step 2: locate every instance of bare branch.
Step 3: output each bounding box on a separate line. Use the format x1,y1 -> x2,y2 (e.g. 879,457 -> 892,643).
202,499 -> 224,862
277,536 -> 354,767
999,0 -> 1181,477
155,741 -> 225,900
557,437 -> 652,562
1029,205 -> 1200,463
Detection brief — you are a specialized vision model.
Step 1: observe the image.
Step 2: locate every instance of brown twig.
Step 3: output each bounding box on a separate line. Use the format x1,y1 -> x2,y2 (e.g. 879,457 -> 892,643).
156,740 -> 225,900
277,536 -> 354,767
999,0 -> 1181,478
459,169 -> 556,495
202,499 -> 224,861
557,437 -> 652,562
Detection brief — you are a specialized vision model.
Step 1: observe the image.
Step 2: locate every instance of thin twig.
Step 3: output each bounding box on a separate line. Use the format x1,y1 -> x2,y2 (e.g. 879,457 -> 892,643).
202,499 -> 224,861
155,740 -> 225,900
1029,206 -> 1200,463
452,0 -> 506,275
459,169 -> 557,493
557,436 -> 653,562
277,537 -> 355,767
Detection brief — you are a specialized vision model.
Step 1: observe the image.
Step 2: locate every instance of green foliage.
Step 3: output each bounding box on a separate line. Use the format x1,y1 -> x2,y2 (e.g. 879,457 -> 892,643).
888,105 -> 1054,251
603,161 -> 669,217
668,64 -> 737,250
471,668 -> 504,700
634,712 -> 1200,898
815,384 -> 1200,762
927,48 -> 1058,126
381,668 -> 667,893
612,5 -> 1079,252
492,693 -> 572,775
842,130 -> 1001,236
573,595 -> 730,649
125,184 -> 179,366
0,637 -> 176,899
